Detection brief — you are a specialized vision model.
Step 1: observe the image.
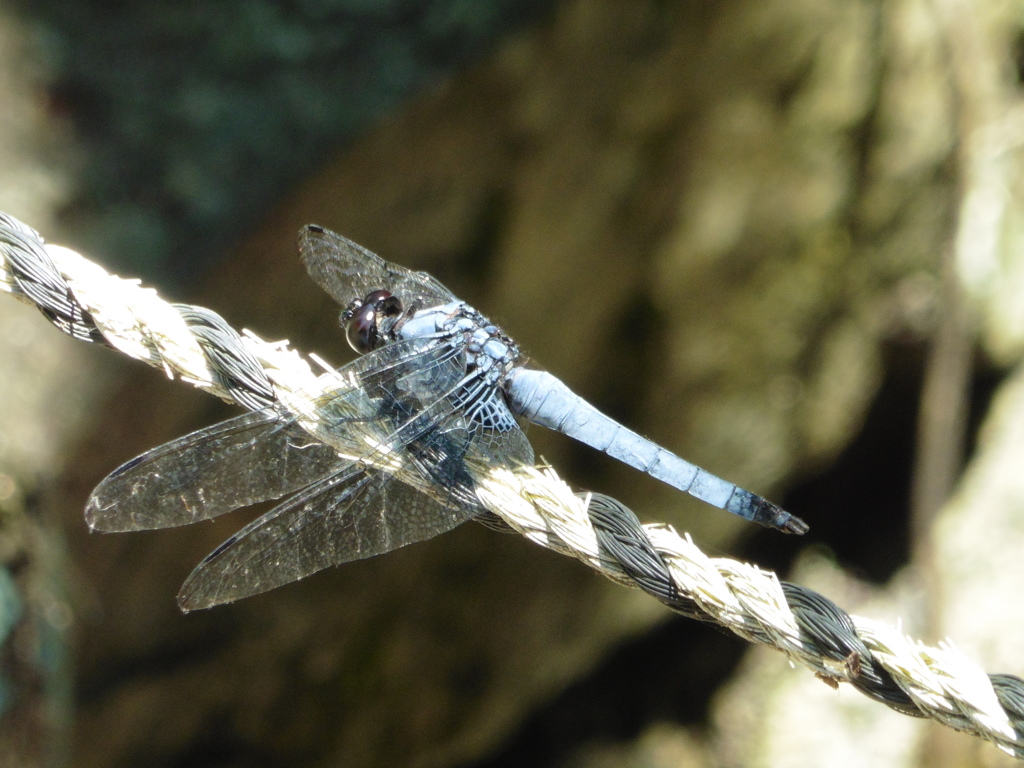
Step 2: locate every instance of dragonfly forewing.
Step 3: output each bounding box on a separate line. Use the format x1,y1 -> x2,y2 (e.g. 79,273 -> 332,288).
85,410 -> 346,531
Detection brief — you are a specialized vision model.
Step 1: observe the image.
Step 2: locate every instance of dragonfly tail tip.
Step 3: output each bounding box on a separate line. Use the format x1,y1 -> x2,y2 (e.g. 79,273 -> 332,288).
781,515 -> 809,535
727,490 -> 808,535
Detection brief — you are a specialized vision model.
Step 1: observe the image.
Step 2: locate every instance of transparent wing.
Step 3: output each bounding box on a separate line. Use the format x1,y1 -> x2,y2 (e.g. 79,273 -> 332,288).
298,224 -> 457,310
84,410 -> 345,531
180,388 -> 535,611
83,334 -> 470,533
178,462 -> 478,610
177,342 -> 534,609
86,317 -> 534,607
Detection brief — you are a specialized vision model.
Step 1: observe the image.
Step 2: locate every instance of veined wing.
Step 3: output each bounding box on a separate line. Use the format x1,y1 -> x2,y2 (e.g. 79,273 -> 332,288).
179,350 -> 534,610
178,463 -> 463,610
298,224 -> 456,311
85,410 -> 344,531
83,332 -> 497,533
86,324 -> 533,608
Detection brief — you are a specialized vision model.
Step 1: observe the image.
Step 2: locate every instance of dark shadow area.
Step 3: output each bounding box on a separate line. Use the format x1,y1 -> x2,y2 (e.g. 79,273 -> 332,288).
165,715 -> 272,768
459,617 -> 745,768
962,350 -> 1006,467
748,337 -> 928,582
754,338 -> 1005,583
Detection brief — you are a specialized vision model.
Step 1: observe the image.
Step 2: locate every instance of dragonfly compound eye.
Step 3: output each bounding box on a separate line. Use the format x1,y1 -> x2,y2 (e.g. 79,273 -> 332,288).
364,289 -> 402,316
345,290 -> 400,354
345,303 -> 378,353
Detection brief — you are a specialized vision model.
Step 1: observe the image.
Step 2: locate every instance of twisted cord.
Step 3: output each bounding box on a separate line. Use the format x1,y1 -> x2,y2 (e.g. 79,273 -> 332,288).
2,212 -> 1023,757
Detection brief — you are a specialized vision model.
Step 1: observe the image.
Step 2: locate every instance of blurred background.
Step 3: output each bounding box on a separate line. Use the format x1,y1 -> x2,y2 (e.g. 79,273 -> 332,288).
1,0 -> 1023,765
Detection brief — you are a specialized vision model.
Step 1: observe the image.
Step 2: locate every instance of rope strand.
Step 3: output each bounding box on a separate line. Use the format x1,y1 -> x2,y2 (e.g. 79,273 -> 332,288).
3,212 -> 1023,757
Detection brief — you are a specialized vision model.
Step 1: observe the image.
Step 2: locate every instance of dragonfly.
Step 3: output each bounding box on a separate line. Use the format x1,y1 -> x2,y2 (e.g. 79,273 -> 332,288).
85,224 -> 807,610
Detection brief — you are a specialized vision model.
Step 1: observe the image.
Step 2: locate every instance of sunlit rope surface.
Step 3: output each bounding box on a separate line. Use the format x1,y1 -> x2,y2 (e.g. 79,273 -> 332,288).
2,212 -> 1023,756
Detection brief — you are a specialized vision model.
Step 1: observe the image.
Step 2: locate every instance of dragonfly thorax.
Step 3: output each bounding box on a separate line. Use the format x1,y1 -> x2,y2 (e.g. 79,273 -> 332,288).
395,301 -> 521,386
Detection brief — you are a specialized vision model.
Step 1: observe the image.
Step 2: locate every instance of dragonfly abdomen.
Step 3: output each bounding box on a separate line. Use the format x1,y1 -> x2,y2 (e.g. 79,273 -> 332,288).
504,368 -> 807,534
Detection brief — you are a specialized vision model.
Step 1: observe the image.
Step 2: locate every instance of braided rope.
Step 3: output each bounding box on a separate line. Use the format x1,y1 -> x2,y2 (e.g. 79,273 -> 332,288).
2,212 -> 1023,756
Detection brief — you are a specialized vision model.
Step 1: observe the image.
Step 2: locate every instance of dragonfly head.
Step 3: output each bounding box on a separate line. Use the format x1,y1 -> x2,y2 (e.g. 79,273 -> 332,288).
341,289 -> 403,354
